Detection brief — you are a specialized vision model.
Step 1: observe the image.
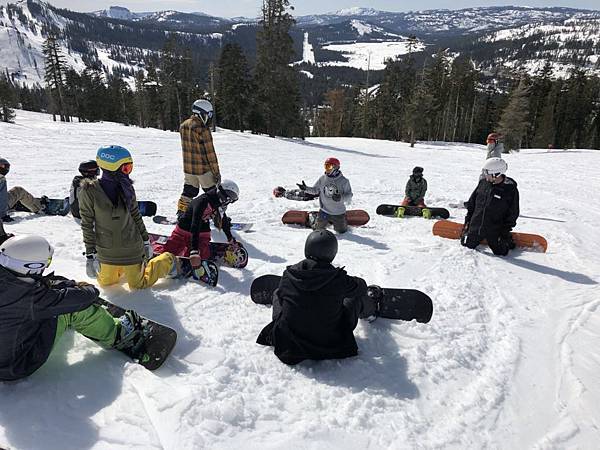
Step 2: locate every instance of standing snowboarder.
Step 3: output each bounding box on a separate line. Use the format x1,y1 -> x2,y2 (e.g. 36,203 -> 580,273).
0,156 -> 47,222
176,99 -> 222,219
69,160 -> 100,219
78,146 -> 177,289
462,157 -> 519,256
485,133 -> 505,159
296,157 -> 353,233
153,180 -> 240,275
0,235 -> 144,381
401,166 -> 428,207
256,230 -> 379,365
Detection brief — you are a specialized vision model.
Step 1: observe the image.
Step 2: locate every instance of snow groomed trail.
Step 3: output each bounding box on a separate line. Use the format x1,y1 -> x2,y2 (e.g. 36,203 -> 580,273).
0,111 -> 598,449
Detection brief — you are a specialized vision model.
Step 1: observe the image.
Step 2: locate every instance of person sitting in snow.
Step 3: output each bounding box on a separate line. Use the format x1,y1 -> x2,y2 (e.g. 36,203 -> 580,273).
462,157 -> 519,256
0,156 -> 48,223
152,180 -> 240,274
256,229 -> 380,365
401,166 -> 427,207
296,157 -> 353,234
0,235 -> 144,381
70,160 -> 99,220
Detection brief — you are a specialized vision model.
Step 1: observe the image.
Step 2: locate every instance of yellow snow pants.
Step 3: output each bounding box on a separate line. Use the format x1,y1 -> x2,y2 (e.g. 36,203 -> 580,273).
97,253 -> 175,290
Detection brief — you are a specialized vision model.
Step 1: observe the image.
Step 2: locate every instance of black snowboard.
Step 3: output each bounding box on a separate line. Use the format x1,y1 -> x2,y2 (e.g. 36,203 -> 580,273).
95,298 -> 177,370
273,186 -> 319,201
376,204 -> 450,220
13,197 -> 70,216
250,275 -> 433,323
137,201 -> 157,217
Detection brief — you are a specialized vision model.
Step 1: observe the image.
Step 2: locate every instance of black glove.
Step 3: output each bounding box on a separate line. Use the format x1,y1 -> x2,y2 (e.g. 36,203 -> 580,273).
297,181 -> 307,191
1,215 -> 14,223
332,193 -> 341,202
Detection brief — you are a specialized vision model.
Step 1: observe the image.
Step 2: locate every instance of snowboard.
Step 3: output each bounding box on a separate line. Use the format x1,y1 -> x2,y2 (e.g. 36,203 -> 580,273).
281,210 -> 371,228
12,197 -> 70,216
376,204 -> 450,220
250,275 -> 433,323
432,220 -> 548,252
148,233 -> 249,269
137,201 -> 157,217
273,186 -> 319,201
152,215 -> 253,232
95,297 -> 177,371
174,256 -> 220,287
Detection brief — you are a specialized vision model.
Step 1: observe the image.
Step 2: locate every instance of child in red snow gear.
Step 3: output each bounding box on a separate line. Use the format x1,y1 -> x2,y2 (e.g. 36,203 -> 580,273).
401,166 -> 427,207
153,180 -> 240,270
462,158 -> 519,256
0,235 -> 142,381
70,160 -> 100,219
257,230 -> 379,365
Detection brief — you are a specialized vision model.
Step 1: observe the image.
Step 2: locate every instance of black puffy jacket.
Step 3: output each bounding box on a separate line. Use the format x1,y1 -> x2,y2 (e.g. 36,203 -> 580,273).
257,259 -> 367,365
465,176 -> 520,238
0,267 -> 99,381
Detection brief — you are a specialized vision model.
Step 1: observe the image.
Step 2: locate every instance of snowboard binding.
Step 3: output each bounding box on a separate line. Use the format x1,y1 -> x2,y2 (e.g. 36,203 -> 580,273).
394,207 -> 406,218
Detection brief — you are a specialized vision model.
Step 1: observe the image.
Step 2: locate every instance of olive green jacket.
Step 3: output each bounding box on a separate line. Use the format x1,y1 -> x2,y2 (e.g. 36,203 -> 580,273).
78,179 -> 149,266
405,176 -> 428,202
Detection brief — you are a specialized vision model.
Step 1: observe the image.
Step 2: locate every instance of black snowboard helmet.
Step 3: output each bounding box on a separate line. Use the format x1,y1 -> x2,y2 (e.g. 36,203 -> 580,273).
304,229 -> 338,263
412,166 -> 424,176
78,160 -> 99,178
0,157 -> 10,176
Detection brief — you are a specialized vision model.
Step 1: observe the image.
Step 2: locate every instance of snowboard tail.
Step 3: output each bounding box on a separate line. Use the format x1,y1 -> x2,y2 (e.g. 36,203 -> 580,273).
152,215 -> 253,232
432,220 -> 548,252
376,204 -> 450,220
137,201 -> 157,217
273,187 -> 319,201
95,298 -> 177,371
250,275 -> 433,323
281,210 -> 370,228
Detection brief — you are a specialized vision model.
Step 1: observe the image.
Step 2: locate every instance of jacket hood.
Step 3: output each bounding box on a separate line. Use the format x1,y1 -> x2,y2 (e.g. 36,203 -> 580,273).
285,259 -> 345,292
79,178 -> 98,192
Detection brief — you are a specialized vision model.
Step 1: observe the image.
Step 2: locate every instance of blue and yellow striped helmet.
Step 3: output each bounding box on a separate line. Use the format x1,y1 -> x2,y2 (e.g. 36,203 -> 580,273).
96,145 -> 133,172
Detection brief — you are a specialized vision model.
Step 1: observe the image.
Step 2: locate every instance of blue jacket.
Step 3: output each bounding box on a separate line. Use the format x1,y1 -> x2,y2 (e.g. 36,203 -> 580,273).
0,175 -> 7,217
0,267 -> 99,381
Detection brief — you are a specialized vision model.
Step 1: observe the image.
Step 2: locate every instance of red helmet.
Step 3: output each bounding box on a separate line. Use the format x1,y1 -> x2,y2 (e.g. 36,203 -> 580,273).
324,157 -> 340,168
486,133 -> 500,143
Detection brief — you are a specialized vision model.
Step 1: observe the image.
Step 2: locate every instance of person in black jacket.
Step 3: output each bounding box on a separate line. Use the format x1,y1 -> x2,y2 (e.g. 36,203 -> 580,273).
257,230 -> 379,365
0,235 -> 142,381
69,160 -> 99,219
462,157 -> 520,256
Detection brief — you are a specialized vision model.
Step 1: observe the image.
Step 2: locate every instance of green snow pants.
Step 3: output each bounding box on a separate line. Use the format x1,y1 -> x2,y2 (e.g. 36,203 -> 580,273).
53,304 -> 120,350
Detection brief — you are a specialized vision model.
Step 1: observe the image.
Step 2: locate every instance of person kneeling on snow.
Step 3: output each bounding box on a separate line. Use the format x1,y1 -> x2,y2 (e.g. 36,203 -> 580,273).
462,157 -> 519,256
296,157 -> 353,234
0,235 -> 144,381
70,160 -> 99,220
79,146 -> 177,289
257,230 -> 380,365
401,166 -> 427,207
0,156 -> 47,223
153,180 -> 240,273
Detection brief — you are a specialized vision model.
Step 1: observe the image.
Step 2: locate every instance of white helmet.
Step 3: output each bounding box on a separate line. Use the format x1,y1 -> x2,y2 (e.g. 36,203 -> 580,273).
482,157 -> 508,176
0,235 -> 54,276
192,99 -> 214,125
218,179 -> 240,204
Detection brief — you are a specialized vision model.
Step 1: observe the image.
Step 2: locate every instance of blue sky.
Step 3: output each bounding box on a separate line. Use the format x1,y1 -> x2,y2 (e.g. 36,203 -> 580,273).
48,1 -> 599,18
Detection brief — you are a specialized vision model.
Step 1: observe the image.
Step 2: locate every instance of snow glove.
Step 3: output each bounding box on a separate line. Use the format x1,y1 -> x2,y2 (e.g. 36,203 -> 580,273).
189,250 -> 202,269
86,253 -> 100,278
297,181 -> 307,191
143,240 -> 153,260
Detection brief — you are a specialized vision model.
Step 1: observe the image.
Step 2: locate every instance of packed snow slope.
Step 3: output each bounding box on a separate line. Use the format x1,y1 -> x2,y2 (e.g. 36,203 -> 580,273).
0,110 -> 599,450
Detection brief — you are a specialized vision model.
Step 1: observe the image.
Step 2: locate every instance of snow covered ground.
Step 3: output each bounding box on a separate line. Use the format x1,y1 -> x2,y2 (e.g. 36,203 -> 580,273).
1,110 -> 599,449
321,40 -> 425,71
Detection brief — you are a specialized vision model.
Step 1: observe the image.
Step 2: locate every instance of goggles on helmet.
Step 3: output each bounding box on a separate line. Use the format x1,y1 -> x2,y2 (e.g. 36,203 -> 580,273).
484,170 -> 502,178
324,162 -> 337,172
487,138 -> 497,144
120,162 -> 133,175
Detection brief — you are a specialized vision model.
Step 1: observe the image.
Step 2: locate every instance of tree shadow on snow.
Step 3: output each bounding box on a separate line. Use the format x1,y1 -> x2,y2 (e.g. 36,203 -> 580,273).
0,338 -> 124,450
295,320 -> 419,399
279,138 -> 398,160
338,230 -> 390,251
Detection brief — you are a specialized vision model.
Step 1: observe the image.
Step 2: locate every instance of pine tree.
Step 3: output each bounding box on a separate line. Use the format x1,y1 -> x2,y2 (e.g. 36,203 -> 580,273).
0,74 -> 16,123
254,0 -> 303,137
498,78 -> 531,151
42,35 -> 69,122
218,43 -> 251,131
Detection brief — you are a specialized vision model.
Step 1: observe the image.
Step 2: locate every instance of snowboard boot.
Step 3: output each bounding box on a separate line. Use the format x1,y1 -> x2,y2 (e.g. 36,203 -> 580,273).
364,285 -> 384,323
113,310 -> 148,362
422,208 -> 432,219
38,196 -> 49,214
394,207 -> 405,218
173,257 -> 219,286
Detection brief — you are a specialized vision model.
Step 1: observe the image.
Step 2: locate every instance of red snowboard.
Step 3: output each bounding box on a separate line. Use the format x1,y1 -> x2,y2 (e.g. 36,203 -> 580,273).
282,210 -> 370,228
432,220 -> 548,252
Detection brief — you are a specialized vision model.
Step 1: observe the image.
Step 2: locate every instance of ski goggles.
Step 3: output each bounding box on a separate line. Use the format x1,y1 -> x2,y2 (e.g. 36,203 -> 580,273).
324,163 -> 338,172
120,162 -> 133,175
486,138 -> 497,144
484,170 -> 502,178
